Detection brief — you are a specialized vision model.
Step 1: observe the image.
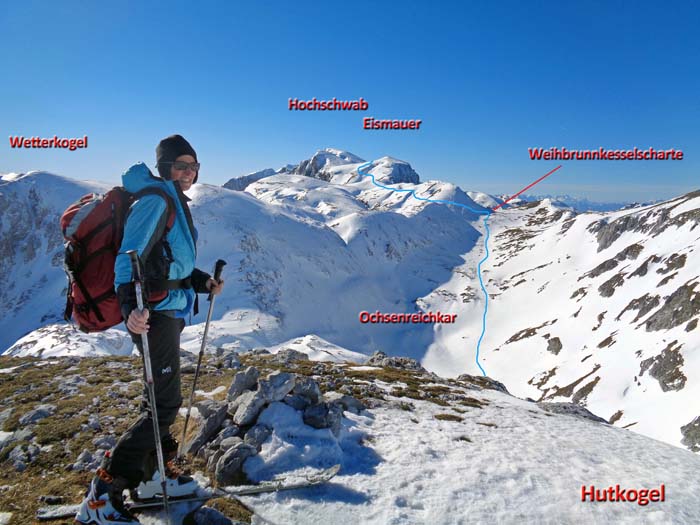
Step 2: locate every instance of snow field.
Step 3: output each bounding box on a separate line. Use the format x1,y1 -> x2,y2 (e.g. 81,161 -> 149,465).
231,387 -> 700,524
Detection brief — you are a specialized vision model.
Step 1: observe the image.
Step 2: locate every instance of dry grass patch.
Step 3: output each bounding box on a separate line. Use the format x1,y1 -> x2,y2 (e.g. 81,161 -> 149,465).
0,461 -> 91,524
207,496 -> 254,523
458,397 -> 487,409
434,413 -> 463,422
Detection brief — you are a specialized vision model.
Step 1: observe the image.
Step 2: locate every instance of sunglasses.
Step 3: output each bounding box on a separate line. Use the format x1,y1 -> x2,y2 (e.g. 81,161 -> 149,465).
163,161 -> 201,172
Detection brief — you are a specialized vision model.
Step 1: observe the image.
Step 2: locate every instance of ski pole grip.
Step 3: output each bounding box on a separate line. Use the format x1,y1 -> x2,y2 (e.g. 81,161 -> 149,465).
126,250 -> 147,313
213,259 -> 226,282
127,250 -> 143,282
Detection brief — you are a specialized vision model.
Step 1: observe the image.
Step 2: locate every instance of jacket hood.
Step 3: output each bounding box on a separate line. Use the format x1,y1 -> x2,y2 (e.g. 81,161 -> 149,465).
122,162 -> 179,196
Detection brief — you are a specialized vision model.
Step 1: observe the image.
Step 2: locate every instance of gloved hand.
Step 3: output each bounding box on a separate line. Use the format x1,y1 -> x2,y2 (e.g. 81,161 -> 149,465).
205,277 -> 225,296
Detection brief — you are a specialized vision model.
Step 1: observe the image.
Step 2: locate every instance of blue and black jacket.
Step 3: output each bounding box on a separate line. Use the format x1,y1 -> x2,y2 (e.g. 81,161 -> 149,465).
114,162 -> 210,320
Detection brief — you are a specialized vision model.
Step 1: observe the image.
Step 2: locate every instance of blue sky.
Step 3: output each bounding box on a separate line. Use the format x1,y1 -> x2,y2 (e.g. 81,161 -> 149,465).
1,0 -> 698,202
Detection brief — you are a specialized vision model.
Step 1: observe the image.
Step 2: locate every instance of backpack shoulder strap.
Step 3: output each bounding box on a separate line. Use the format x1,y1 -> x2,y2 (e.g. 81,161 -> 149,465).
133,187 -> 176,231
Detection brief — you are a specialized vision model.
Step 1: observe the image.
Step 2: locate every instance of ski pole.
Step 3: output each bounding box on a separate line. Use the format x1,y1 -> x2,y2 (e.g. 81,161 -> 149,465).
179,259 -> 226,459
127,250 -> 171,524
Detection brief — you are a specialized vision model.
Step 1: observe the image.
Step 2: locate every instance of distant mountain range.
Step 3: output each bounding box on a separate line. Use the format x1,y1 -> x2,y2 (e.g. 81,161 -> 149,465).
515,194 -> 657,212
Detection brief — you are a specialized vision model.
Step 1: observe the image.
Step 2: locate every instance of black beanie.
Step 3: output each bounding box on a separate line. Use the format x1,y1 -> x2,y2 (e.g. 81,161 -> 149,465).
156,134 -> 198,183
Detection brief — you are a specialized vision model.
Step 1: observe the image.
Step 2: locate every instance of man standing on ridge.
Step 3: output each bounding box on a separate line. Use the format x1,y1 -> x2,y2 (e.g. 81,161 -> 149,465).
76,135 -> 224,525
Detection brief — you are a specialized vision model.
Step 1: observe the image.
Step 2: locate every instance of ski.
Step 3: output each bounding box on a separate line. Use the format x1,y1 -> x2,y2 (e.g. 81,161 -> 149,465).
37,464 -> 340,521
220,463 -> 340,496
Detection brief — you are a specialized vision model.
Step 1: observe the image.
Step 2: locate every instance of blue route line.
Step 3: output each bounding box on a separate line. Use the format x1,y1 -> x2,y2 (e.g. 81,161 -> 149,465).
357,162 -> 491,376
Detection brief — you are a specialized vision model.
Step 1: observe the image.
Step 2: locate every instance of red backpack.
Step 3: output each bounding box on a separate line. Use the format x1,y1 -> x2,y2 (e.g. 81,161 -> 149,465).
61,187 -> 175,332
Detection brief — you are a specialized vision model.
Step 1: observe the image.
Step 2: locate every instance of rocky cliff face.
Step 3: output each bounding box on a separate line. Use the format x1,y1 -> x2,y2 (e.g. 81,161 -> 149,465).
291,148 -> 366,181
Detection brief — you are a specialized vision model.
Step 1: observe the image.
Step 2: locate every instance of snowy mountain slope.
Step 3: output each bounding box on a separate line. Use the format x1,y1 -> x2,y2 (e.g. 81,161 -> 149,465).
1,159 -> 487,366
425,192 -> 700,452
468,190 -> 502,209
0,171 -> 111,350
223,168 -> 277,191
6,323 -> 133,358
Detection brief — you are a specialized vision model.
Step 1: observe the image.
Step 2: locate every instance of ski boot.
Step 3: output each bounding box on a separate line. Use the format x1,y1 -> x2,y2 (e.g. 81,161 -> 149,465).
132,451 -> 198,501
75,467 -> 140,524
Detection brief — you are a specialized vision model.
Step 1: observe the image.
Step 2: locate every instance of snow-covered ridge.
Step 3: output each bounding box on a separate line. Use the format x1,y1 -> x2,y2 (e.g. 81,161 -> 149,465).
223,168 -> 277,191
223,149 -> 424,190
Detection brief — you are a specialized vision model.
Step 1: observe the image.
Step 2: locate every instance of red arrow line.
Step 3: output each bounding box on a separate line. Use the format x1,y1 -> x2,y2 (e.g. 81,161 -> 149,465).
492,165 -> 563,211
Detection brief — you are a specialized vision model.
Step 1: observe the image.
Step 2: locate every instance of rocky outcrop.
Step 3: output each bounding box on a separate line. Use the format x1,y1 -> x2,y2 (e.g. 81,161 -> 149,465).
227,367 -> 260,401
681,416 -> 700,452
324,391 -> 366,414
629,255 -> 662,278
456,374 -> 510,394
184,401 -> 229,456
639,341 -> 686,392
537,402 -> 608,424
645,281 -> 700,331
292,376 -> 322,404
615,293 -> 660,322
193,506 -> 240,525
244,423 -> 272,452
657,253 -> 686,274
218,350 -> 241,370
0,428 -> 33,456
366,351 -> 425,371
8,443 -> 40,472
69,448 -> 104,472
293,149 -> 365,181
258,371 -> 296,402
18,404 -> 55,426
572,377 -> 600,404
588,191 -> 700,252
583,243 -> 643,278
303,402 -> 343,436
585,258 -> 618,279
230,389 -> 267,426
598,273 -> 626,297
546,337 -> 562,355
215,442 -> 257,485
588,214 -> 647,252
188,366 -> 364,485
0,173 -> 87,329
270,348 -> 309,365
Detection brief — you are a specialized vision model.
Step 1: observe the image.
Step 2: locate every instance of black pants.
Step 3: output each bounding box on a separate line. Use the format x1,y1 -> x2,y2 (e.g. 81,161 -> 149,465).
106,311 -> 185,488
